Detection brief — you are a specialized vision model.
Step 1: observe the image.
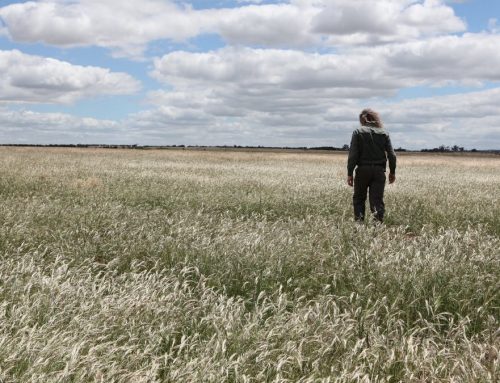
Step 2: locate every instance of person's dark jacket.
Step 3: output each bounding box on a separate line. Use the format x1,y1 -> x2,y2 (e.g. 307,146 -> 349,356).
347,125 -> 396,176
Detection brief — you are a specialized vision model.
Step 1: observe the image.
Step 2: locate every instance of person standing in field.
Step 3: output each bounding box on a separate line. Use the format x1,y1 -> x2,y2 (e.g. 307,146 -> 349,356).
347,109 -> 397,223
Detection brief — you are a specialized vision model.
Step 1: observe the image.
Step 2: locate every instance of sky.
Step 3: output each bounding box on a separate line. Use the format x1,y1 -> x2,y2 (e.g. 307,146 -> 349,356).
0,0 -> 499,149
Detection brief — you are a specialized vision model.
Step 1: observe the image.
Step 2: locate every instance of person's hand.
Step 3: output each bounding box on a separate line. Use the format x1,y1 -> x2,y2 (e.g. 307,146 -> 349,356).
347,176 -> 353,187
389,173 -> 396,184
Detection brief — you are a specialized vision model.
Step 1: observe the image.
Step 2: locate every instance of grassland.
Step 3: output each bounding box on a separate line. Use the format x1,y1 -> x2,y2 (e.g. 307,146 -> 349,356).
0,147 -> 498,382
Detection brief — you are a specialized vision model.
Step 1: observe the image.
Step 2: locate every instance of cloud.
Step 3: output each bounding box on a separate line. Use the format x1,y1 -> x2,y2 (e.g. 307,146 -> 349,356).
386,88 -> 500,124
0,0 -> 205,58
151,47 -> 396,96
0,108 -> 122,144
1,86 -> 499,149
380,88 -> 500,149
127,86 -> 500,149
209,3 -> 321,48
312,0 -> 466,45
149,47 -> 387,144
0,50 -> 140,104
379,33 -> 500,84
143,34 -> 500,149
152,32 -> 500,95
0,0 -> 466,57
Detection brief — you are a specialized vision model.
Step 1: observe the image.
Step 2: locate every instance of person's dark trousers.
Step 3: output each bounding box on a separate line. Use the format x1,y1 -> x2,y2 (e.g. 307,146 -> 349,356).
353,166 -> 386,222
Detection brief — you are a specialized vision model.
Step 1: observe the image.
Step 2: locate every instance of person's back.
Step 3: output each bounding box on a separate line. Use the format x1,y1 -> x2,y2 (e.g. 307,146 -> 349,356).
347,109 -> 396,222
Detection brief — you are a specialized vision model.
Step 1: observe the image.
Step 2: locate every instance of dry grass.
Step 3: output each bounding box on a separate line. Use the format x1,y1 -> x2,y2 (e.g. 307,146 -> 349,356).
0,147 -> 498,382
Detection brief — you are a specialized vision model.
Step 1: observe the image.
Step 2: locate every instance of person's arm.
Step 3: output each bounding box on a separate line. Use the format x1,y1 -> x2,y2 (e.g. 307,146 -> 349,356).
347,131 -> 359,186
385,134 -> 397,183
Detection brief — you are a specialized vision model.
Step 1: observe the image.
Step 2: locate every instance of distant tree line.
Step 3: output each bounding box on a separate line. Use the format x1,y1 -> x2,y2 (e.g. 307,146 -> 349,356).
421,145 -> 465,152
1,143 -> 498,154
1,143 -> 347,151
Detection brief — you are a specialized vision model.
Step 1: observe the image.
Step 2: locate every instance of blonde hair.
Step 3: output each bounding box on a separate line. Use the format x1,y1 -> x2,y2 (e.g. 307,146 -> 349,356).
359,108 -> 383,128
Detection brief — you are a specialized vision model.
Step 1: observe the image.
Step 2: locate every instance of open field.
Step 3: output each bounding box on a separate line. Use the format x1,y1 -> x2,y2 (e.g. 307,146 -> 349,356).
0,147 -> 498,382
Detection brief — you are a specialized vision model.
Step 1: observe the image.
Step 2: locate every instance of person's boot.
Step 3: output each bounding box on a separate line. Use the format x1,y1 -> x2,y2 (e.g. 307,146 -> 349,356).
354,204 -> 365,222
371,207 -> 384,223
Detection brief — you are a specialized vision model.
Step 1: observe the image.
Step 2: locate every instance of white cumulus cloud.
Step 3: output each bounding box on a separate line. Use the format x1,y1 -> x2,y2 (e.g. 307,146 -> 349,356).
129,86 -> 500,149
0,108 -> 123,144
0,50 -> 140,104
0,0 -> 205,58
0,0 -> 466,57
152,32 -> 500,97
312,0 -> 465,45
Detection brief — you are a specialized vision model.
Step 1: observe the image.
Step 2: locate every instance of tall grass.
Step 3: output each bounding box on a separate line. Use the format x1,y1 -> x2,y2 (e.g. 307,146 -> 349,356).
0,147 -> 498,382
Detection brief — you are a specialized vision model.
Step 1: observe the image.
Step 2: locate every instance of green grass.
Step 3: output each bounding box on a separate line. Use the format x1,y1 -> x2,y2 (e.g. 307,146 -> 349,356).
0,147 -> 498,382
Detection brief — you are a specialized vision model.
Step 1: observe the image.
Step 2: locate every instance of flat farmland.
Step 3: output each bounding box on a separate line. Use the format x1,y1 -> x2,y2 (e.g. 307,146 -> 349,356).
0,147 -> 498,382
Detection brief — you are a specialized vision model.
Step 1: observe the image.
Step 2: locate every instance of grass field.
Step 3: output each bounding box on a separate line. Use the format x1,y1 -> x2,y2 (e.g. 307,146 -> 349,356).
0,147 -> 498,382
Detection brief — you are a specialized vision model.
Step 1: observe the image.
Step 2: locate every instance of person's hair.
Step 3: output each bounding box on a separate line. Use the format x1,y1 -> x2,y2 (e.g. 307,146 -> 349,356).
359,109 -> 383,128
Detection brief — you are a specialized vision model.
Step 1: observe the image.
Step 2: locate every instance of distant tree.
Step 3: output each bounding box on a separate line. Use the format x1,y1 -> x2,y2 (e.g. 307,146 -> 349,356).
342,144 -> 350,151
421,145 -> 470,153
